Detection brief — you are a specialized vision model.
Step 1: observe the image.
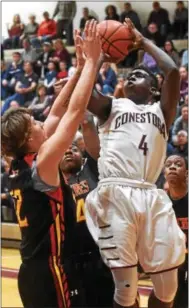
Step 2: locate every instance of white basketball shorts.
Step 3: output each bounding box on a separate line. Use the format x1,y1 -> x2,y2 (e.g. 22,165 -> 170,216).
85,178 -> 186,273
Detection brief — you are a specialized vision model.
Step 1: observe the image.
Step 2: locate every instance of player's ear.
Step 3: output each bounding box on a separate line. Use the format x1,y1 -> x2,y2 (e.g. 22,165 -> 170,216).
150,87 -> 160,102
185,170 -> 188,182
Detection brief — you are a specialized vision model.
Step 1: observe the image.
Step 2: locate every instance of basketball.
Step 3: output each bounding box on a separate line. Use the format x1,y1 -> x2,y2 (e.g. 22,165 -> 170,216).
97,20 -> 134,60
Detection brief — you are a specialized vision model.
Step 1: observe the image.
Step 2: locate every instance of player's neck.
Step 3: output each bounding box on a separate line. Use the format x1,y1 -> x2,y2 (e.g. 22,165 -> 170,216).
169,182 -> 188,200
126,94 -> 148,105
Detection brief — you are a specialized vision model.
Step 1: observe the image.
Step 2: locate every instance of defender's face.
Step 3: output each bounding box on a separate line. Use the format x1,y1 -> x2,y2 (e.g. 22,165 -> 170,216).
27,116 -> 47,150
125,69 -> 151,100
61,145 -> 83,173
164,156 -> 187,184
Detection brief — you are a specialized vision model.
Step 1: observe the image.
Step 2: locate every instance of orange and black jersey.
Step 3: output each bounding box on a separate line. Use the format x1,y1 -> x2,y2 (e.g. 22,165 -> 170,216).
10,153 -> 67,262
9,153 -> 75,307
170,193 -> 188,249
66,153 -> 98,255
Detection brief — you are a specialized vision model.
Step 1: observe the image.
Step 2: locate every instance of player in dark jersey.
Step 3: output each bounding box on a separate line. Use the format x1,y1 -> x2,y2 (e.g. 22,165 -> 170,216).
164,154 -> 188,308
1,21 -> 102,308
60,114 -> 114,307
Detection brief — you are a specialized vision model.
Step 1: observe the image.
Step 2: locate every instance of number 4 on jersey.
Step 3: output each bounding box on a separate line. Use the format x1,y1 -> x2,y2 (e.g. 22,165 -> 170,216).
138,134 -> 148,156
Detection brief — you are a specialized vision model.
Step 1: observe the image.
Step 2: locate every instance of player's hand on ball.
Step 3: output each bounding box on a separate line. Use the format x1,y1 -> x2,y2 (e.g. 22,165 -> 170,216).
73,29 -> 85,70
83,19 -> 101,61
124,18 -> 144,51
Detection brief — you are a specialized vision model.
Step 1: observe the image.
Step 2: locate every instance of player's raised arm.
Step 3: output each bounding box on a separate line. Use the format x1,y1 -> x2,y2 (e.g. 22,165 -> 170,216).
87,53 -> 113,125
37,20 -> 102,186
43,30 -> 85,138
124,18 -> 180,131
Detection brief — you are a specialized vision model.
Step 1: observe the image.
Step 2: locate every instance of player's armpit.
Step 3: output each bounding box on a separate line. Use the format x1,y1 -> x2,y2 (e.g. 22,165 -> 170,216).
88,89 -> 112,125
81,111 -> 100,160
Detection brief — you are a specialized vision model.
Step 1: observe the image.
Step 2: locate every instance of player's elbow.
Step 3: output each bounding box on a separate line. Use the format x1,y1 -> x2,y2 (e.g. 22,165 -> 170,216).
166,67 -> 180,88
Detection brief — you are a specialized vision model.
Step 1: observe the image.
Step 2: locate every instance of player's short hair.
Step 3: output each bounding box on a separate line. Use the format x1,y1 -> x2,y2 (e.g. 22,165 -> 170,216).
1,108 -> 32,158
133,64 -> 158,89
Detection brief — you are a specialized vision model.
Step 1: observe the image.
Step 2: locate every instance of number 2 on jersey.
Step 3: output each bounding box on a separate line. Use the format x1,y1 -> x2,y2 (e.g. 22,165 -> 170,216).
138,134 -> 148,156
10,189 -> 29,227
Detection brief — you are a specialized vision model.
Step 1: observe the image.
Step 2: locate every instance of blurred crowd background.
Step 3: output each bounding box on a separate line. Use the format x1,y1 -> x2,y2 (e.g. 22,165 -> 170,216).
1,1 -> 188,223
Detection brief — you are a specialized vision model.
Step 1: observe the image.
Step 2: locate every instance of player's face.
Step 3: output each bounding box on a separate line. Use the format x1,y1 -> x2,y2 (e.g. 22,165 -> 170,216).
61,145 -> 83,174
75,137 -> 85,153
125,69 -> 151,104
164,155 -> 187,184
27,116 -> 47,151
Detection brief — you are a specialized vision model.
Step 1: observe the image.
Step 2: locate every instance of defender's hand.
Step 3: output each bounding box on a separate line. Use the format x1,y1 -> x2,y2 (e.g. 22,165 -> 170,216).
83,19 -> 101,62
73,29 -> 85,70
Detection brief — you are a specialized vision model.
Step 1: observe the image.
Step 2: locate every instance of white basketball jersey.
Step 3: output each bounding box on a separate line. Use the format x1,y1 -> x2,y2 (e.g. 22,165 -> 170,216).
98,98 -> 167,183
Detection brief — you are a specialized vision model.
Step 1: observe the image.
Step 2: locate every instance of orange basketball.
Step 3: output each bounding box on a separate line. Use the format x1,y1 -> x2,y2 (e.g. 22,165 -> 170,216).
97,20 -> 134,60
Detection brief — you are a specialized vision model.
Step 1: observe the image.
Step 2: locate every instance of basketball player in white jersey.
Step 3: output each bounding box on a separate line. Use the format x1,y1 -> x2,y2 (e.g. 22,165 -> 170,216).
84,19 -> 186,308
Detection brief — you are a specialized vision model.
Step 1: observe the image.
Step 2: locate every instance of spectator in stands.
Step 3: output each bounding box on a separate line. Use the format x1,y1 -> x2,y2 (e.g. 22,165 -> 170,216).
57,61 -> 68,79
68,56 -> 77,77
52,1 -> 76,45
44,61 -> 57,95
156,72 -> 164,92
29,84 -> 53,121
22,38 -> 38,64
172,1 -> 188,39
184,94 -> 188,105
9,100 -> 20,108
3,52 -> 23,95
2,61 -> 38,114
163,40 -> 181,67
173,130 -> 188,159
120,2 -> 141,31
51,39 -> 70,66
20,14 -> 39,43
30,11 -> 56,48
172,104 -> 188,144
97,62 -> 117,95
1,61 -> 8,100
36,42 -> 53,79
1,44 -> 4,60
181,50 -> 188,66
80,7 -> 96,33
143,40 -> 159,73
1,159 -> 15,223
179,66 -> 188,100
3,14 -> 24,49
143,22 -> 165,47
147,1 -> 171,36
105,5 -> 120,21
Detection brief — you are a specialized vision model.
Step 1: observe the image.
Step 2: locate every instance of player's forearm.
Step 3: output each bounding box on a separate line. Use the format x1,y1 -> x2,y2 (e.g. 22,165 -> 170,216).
69,60 -> 98,115
141,38 -> 178,75
48,68 -> 82,117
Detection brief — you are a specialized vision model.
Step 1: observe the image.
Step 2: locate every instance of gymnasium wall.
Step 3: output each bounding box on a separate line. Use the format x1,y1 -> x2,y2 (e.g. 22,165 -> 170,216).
2,1 -> 188,41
